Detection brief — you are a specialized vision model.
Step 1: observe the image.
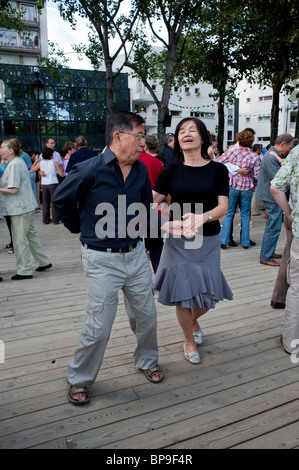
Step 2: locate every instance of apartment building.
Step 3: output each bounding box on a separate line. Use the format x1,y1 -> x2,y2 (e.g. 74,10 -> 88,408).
132,78 -> 236,150
0,0 -> 48,66
236,79 -> 297,146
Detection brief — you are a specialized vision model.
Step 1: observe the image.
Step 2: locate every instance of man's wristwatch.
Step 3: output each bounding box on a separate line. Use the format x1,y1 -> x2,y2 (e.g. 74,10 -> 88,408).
205,212 -> 213,222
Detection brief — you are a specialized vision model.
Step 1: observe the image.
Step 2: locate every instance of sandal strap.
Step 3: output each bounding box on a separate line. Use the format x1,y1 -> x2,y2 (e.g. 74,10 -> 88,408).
69,386 -> 87,396
144,365 -> 163,378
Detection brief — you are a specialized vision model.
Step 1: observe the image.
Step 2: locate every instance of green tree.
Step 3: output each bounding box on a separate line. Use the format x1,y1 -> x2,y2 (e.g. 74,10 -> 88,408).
49,0 -> 141,121
179,0 -> 243,150
125,0 -> 204,148
47,0 -> 204,146
235,0 -> 299,144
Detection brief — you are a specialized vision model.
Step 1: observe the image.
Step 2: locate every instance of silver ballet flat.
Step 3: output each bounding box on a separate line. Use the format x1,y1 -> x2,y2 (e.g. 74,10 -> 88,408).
183,344 -> 201,364
193,329 -> 203,345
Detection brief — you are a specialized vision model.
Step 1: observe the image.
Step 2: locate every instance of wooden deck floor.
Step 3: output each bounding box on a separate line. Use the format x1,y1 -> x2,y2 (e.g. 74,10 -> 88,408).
1,210 -> 299,450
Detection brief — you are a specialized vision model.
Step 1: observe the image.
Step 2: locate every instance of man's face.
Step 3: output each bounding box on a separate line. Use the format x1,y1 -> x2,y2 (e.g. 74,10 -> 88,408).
168,136 -> 174,149
113,124 -> 146,166
46,139 -> 56,150
281,141 -> 294,157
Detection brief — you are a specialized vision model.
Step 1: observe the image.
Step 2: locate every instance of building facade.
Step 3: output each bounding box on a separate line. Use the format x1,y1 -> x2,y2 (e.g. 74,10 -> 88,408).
0,0 -> 48,66
125,73 -> 237,151
236,79 -> 297,146
0,64 -> 130,152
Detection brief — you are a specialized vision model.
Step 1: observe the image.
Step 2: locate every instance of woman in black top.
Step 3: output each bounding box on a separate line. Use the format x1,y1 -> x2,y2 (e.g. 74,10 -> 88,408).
153,118 -> 233,365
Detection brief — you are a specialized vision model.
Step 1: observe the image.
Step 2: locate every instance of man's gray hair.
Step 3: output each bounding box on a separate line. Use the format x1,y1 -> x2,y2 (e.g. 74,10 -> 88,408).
275,133 -> 294,145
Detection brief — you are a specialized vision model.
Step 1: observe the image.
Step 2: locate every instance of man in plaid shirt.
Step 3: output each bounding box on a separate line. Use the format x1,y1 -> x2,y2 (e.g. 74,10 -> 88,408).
218,130 -> 261,249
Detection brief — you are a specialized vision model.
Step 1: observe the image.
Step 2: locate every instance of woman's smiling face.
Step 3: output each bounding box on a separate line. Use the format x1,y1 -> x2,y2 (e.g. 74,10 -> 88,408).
178,120 -> 202,152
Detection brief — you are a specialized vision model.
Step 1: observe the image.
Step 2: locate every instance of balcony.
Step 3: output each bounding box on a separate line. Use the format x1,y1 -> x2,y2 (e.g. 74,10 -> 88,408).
0,28 -> 40,53
132,91 -> 156,105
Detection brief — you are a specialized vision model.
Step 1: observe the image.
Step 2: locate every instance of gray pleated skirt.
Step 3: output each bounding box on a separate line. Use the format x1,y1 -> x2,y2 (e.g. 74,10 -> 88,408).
153,233 -> 233,308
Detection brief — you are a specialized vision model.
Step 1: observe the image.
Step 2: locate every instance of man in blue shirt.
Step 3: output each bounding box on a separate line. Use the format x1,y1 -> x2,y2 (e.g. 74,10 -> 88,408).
65,135 -> 98,173
52,111 -> 166,405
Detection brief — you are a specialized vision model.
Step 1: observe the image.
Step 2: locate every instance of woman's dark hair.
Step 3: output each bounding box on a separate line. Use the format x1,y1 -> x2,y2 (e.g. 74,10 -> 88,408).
174,118 -> 210,162
42,147 -> 54,160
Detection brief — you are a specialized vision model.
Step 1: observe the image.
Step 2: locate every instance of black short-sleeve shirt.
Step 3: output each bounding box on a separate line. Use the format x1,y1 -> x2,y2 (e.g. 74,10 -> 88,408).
154,160 -> 229,236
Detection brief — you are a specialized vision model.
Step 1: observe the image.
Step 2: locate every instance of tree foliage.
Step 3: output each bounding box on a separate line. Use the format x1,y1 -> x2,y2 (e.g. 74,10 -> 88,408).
49,0 -> 141,120
234,0 -> 299,143
179,0 -> 244,150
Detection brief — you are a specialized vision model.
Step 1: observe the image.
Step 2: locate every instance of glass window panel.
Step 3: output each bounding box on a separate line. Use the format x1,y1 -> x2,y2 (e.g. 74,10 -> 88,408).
79,123 -> 87,134
45,88 -> 55,100
26,121 -> 35,134
40,121 -> 46,134
20,3 -> 37,22
24,85 -> 33,99
47,122 -> 56,134
59,121 -> 68,134
88,121 -> 97,134
21,29 -> 39,49
0,28 -> 18,47
88,89 -> 96,101
77,88 -> 86,100
15,121 -> 25,133
13,85 -> 22,98
5,86 -> 12,99
97,90 -> 104,101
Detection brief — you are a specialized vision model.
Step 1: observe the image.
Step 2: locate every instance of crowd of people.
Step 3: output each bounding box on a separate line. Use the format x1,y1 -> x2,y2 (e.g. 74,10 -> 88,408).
0,110 -> 298,407
0,135 -> 99,281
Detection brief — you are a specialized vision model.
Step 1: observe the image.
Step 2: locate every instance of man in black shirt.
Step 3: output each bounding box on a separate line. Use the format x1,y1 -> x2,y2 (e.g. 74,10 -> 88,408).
161,133 -> 176,169
53,111 -> 165,405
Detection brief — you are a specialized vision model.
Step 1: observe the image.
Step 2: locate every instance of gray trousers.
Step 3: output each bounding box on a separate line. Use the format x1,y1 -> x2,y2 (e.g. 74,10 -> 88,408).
282,238 -> 299,353
67,241 -> 159,386
271,215 -> 293,304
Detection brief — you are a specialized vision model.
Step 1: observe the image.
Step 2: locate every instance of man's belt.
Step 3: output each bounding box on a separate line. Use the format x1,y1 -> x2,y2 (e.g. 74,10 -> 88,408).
83,242 -> 138,253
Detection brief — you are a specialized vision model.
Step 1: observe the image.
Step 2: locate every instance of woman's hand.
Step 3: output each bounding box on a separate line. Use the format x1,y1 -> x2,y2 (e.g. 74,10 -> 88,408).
160,219 -> 198,238
182,213 -> 204,235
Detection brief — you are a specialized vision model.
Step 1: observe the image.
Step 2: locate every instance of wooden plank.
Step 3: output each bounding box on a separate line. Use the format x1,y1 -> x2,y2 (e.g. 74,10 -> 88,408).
0,210 -> 295,450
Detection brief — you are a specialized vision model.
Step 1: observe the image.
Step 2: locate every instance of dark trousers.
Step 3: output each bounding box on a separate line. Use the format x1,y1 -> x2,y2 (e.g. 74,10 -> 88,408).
144,236 -> 164,273
41,184 -> 60,224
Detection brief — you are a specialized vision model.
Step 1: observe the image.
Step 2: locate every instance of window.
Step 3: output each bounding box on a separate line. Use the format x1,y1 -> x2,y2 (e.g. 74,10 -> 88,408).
88,89 -> 97,101
259,96 -> 272,101
246,98 -> 251,103
185,87 -> 190,95
45,88 -> 55,100
20,3 -> 38,22
0,28 -> 18,47
152,84 -> 157,91
258,136 -> 271,142
170,110 -> 181,116
190,111 -> 215,119
246,117 -> 251,122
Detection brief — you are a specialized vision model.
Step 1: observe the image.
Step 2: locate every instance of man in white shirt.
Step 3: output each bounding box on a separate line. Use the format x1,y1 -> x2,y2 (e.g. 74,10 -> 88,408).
40,138 -> 62,166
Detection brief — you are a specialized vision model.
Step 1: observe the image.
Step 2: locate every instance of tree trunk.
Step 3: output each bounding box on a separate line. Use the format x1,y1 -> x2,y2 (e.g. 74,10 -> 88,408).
270,82 -> 282,145
104,58 -> 114,125
217,89 -> 225,152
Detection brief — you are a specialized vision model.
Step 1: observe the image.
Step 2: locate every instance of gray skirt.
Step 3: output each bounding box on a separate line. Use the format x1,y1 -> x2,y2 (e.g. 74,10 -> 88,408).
153,233 -> 233,308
